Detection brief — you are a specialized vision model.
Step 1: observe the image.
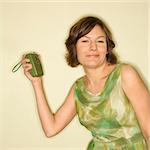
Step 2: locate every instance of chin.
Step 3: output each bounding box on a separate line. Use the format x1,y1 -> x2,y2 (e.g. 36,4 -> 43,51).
83,63 -> 100,69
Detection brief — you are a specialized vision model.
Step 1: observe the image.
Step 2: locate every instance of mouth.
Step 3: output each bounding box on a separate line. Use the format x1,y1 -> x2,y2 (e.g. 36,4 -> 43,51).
86,54 -> 99,58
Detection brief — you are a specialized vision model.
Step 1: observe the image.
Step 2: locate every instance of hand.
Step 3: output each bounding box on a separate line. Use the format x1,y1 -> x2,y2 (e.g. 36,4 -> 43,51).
21,55 -> 42,84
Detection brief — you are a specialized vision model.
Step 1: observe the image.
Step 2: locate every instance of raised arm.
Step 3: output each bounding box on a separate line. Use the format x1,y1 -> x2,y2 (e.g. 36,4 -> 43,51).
22,58 -> 76,137
121,64 -> 150,149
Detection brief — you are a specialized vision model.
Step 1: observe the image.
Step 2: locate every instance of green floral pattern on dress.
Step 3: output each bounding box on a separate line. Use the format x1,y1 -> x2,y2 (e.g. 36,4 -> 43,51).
74,63 -> 147,150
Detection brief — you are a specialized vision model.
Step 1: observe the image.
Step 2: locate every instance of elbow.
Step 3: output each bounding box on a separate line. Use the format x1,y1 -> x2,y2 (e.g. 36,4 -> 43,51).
44,131 -> 56,138
44,132 -> 55,138
44,129 -> 58,138
45,133 -> 55,138
42,120 -> 61,138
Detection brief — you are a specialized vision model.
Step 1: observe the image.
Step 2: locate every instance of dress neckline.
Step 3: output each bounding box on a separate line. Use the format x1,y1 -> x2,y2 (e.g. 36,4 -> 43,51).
81,63 -> 120,97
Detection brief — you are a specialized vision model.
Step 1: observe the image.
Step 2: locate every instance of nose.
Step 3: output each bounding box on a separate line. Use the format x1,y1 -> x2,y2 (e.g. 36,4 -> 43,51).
90,41 -> 97,51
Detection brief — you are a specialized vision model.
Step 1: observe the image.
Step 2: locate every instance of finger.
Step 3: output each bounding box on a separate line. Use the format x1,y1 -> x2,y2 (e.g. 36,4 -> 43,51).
24,67 -> 32,72
24,65 -> 32,72
22,63 -> 32,69
21,58 -> 30,64
24,69 -> 31,77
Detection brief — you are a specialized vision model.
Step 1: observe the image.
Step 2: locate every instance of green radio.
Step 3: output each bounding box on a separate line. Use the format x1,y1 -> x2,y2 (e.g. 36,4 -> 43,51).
12,52 -> 44,77
25,53 -> 43,77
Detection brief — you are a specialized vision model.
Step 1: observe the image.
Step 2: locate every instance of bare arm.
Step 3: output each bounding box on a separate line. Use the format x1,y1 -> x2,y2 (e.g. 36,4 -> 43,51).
32,80 -> 76,137
121,64 -> 150,149
22,58 -> 76,137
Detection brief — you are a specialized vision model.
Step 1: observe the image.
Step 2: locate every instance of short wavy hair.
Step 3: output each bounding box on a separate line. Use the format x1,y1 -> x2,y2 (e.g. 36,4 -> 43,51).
65,16 -> 117,67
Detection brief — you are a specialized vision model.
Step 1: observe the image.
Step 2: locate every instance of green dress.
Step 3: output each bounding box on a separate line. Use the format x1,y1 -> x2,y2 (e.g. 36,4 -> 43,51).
74,63 -> 147,150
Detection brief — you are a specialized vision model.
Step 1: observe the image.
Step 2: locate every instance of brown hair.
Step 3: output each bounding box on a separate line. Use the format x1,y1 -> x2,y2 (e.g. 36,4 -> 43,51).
65,16 -> 117,67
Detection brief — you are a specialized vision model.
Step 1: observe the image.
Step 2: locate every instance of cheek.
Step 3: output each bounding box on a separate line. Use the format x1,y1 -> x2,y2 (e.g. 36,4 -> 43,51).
76,46 -> 81,59
76,48 -> 86,63
99,44 -> 107,53
76,50 -> 83,61
100,43 -> 107,49
76,46 -> 80,58
76,44 -> 85,56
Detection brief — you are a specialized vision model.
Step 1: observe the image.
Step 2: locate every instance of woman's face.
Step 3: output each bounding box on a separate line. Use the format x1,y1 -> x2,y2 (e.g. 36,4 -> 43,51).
76,25 -> 107,69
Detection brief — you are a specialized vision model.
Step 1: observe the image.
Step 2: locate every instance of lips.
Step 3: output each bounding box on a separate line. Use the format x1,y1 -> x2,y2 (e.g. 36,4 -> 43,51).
86,54 -> 99,57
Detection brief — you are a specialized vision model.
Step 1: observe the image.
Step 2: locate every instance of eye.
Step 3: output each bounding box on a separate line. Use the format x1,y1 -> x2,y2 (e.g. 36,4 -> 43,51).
81,40 -> 89,43
97,40 -> 104,43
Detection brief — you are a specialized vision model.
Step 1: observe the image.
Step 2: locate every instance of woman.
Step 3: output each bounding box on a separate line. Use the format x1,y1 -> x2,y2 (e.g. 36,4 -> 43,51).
22,16 -> 150,149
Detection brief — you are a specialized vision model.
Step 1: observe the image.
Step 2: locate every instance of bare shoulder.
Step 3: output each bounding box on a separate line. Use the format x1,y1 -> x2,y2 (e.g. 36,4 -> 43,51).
120,63 -> 148,92
121,64 -> 141,83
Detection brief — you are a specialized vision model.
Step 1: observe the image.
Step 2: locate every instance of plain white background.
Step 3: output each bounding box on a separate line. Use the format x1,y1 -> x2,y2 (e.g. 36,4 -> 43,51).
0,0 -> 149,150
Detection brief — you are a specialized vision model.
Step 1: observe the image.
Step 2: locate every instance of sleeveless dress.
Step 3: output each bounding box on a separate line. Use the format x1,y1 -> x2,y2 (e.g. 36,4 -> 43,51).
74,63 -> 147,150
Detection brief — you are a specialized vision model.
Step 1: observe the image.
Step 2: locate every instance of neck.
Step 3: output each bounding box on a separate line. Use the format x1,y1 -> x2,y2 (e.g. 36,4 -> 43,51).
83,63 -> 108,85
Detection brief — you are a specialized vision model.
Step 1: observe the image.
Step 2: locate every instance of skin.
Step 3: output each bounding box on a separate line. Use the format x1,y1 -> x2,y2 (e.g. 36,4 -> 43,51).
22,25 -> 150,148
